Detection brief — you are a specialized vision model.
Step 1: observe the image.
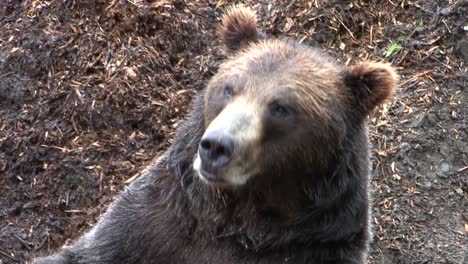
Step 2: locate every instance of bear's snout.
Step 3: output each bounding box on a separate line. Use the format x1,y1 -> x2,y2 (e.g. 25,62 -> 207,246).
199,131 -> 236,171
194,98 -> 262,186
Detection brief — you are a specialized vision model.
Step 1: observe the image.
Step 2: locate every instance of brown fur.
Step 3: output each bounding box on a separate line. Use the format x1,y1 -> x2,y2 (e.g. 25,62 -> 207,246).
218,5 -> 263,54
345,61 -> 398,116
206,39 -> 344,121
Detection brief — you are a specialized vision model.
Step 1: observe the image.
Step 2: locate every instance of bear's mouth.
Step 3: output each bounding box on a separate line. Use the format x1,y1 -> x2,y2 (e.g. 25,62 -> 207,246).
194,154 -> 254,187
197,168 -> 229,185
193,154 -> 229,185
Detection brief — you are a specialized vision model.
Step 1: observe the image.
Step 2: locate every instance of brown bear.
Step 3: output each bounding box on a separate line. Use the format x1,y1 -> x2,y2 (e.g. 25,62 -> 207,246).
33,5 -> 397,264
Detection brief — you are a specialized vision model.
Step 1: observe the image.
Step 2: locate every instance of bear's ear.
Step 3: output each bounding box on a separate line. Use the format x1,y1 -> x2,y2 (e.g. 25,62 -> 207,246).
345,62 -> 398,115
218,5 -> 265,54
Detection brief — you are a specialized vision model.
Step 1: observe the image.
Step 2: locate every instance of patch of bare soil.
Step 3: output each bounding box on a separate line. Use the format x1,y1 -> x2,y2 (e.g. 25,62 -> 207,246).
0,1 -> 466,263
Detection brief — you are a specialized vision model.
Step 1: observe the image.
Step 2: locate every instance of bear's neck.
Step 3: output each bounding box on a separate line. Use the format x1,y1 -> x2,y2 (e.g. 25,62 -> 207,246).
189,173 -> 308,219
164,144 -> 366,251
178,170 -> 309,249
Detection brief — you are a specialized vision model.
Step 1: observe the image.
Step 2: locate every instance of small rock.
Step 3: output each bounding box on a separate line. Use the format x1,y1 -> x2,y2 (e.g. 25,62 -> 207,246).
399,142 -> 411,155
436,161 -> 450,178
414,144 -> 422,150
391,102 -> 405,116
423,181 -> 432,189
392,174 -> 402,181
205,7 -> 213,15
20,233 -> 28,240
415,26 -> 426,32
455,188 -> 463,196
439,162 -> 450,173
383,184 -> 392,193
410,112 -> 427,128
439,7 -> 451,16
415,214 -> 427,222
427,113 -> 438,125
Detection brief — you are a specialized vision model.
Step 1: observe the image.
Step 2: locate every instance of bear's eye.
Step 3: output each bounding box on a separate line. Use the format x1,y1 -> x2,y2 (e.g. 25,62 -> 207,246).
224,84 -> 234,97
269,102 -> 291,118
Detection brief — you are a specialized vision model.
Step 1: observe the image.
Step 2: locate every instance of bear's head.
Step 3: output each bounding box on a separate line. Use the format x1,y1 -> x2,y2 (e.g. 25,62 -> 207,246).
189,5 -> 397,189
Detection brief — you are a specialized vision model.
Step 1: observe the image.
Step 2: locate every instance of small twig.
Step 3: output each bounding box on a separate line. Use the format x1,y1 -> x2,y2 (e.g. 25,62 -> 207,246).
399,70 -> 433,87
286,0 -> 297,9
435,222 -> 465,236
331,10 -> 356,40
0,248 -> 20,263
441,20 -> 452,34
11,74 -> 31,81
64,209 -> 87,213
33,237 -> 48,252
15,235 -> 32,251
406,2 -> 436,15
0,71 -> 14,79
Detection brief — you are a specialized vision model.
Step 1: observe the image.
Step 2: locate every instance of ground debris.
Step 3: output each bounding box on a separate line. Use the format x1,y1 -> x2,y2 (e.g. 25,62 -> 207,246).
0,0 -> 466,263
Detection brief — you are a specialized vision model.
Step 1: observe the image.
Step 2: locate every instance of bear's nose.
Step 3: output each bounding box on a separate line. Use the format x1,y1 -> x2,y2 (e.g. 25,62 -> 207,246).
198,131 -> 235,169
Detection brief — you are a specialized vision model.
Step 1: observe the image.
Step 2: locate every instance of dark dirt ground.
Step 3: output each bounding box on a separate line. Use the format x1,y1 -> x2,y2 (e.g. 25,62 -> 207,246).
0,0 -> 466,263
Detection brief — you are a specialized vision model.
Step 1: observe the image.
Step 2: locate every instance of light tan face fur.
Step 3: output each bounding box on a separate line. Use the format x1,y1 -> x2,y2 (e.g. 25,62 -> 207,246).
193,97 -> 262,185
